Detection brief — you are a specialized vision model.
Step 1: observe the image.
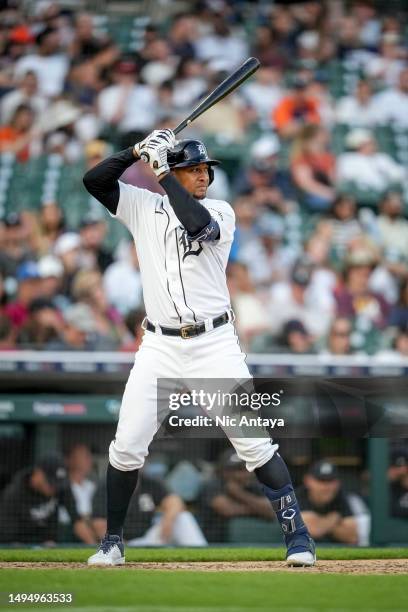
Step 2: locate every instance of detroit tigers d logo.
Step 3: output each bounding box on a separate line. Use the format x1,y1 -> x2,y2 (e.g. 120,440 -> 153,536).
179,229 -> 203,261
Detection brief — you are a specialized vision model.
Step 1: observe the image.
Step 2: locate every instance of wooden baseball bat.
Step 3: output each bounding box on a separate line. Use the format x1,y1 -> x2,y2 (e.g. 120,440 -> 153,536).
140,57 -> 260,162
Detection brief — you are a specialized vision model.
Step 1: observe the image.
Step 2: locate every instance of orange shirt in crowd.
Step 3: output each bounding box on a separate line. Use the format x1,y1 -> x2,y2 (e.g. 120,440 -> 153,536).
273,95 -> 320,134
291,151 -> 335,185
0,125 -> 30,162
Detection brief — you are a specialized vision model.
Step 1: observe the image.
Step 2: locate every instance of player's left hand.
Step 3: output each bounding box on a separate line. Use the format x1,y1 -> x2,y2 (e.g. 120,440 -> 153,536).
134,129 -> 176,159
140,138 -> 173,177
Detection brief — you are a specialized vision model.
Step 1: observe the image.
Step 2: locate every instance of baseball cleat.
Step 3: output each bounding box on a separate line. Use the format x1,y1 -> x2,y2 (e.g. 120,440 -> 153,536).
87,534 -> 125,566
286,534 -> 316,567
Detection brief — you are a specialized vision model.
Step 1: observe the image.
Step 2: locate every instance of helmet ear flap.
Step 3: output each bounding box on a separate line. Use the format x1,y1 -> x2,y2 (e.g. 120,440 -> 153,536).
208,165 -> 214,185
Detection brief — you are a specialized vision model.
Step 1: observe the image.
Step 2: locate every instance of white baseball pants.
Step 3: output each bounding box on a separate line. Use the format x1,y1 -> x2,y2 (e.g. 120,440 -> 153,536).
109,322 -> 278,472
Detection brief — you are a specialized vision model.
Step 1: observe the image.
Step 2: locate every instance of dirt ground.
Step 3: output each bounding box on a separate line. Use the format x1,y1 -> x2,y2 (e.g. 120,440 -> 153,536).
0,559 -> 407,574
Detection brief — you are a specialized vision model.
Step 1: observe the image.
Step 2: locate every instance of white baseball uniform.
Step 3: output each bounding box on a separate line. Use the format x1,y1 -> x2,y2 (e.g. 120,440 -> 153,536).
108,181 -> 278,472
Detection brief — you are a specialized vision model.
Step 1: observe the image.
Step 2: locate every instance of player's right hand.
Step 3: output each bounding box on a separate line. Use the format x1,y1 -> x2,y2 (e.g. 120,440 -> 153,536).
133,129 -> 176,158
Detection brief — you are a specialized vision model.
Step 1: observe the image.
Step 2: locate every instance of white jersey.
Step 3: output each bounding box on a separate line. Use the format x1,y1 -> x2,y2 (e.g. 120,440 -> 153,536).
112,181 -> 235,326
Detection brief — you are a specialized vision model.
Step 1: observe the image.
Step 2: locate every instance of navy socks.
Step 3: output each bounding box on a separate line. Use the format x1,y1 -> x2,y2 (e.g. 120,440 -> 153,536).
106,463 -> 139,538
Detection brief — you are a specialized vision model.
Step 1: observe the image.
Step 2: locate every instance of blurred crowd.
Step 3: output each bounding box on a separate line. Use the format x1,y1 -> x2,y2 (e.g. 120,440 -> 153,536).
0,443 -> 407,545
0,0 -> 408,356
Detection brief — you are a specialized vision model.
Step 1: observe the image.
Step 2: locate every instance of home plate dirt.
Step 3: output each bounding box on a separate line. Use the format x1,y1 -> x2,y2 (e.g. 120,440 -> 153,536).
1,560 -> 407,574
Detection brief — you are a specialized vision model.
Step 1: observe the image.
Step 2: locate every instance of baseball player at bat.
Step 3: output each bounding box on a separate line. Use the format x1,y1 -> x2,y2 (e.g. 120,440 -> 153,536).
83,129 -> 316,567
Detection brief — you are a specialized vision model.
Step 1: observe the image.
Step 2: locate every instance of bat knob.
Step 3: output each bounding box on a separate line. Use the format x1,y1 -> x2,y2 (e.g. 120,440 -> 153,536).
140,151 -> 150,163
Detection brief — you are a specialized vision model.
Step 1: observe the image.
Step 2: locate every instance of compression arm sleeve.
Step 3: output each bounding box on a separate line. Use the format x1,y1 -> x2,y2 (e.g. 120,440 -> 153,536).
82,147 -> 137,214
159,173 -> 220,241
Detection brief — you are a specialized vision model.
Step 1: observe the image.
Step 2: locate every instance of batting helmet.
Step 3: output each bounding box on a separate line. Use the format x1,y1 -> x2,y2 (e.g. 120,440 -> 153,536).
167,139 -> 220,184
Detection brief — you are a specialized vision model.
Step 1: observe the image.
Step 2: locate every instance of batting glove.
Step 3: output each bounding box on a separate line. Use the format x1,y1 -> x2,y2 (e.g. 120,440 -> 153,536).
133,129 -> 176,158
141,141 -> 170,177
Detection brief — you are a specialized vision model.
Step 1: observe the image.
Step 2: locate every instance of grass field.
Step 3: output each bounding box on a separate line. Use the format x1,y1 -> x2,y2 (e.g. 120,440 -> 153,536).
0,547 -> 407,612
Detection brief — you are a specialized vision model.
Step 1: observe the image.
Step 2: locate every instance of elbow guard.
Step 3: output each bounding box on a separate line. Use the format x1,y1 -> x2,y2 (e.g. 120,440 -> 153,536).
188,217 -> 220,242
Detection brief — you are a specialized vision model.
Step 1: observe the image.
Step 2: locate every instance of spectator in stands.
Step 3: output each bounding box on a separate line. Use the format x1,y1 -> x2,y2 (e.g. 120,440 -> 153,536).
103,242 -> 143,316
304,233 -> 338,305
140,39 -> 176,87
305,75 -> 335,128
41,98 -> 89,163
65,444 -> 97,523
14,27 -> 69,98
364,32 -> 406,88
198,450 -> 274,543
291,124 -> 336,211
16,297 -> 62,349
193,15 -> 248,70
297,459 -> 370,545
252,24 -> 287,69
171,58 -> 206,113
37,201 -> 66,256
388,279 -> 408,330
373,67 -> 408,128
168,13 -> 197,60
334,247 -> 390,331
352,0 -> 381,47
45,303 -> 98,351
234,133 -> 292,199
71,269 -> 128,349
1,70 -> 47,124
280,319 -> 315,354
377,192 -> 408,261
0,314 -> 15,350
335,15 -> 363,61
238,213 -> 296,287
92,472 -> 206,546
37,255 -> 67,311
0,454 -> 96,544
53,232 -> 82,297
241,67 -> 284,126
0,103 -> 40,162
4,261 -> 43,329
120,309 -> 146,353
267,258 -> 333,339
323,317 -> 353,356
231,196 -> 260,256
336,129 -> 405,196
269,8 -> 298,66
97,58 -> 157,148
193,71 -> 248,143
0,212 -> 36,278
79,212 -> 113,273
272,75 -> 320,138
375,327 -> 408,362
335,79 -> 377,127
388,448 -> 408,519
68,13 -> 112,60
316,195 -> 363,263
64,56 -> 102,109
227,262 -> 270,348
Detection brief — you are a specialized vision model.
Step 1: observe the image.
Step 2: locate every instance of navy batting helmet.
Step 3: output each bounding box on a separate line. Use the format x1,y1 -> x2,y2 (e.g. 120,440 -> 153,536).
167,139 -> 220,184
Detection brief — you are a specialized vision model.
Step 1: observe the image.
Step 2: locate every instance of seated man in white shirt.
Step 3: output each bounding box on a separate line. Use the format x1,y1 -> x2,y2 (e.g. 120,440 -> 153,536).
372,67 -> 408,128
335,79 -> 377,128
336,129 -> 406,196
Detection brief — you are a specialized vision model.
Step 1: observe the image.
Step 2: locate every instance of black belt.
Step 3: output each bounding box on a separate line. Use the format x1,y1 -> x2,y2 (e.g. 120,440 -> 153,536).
144,312 -> 230,339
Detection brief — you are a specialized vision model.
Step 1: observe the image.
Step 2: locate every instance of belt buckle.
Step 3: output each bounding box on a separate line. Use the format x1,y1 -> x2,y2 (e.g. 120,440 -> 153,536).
180,324 -> 196,339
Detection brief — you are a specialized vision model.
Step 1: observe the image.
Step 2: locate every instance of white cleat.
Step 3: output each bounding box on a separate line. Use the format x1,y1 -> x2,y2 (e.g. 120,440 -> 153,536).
286,550 -> 316,567
87,534 -> 125,566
